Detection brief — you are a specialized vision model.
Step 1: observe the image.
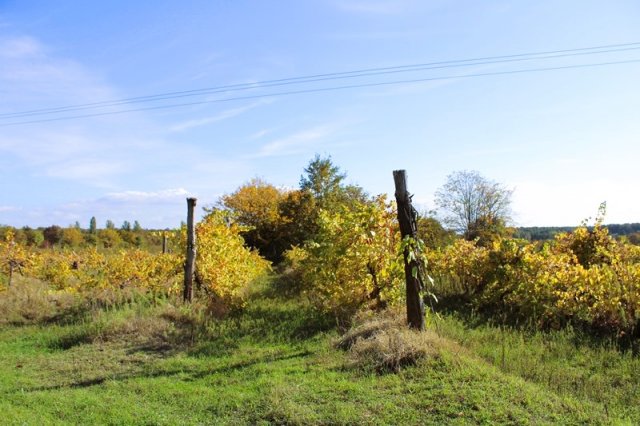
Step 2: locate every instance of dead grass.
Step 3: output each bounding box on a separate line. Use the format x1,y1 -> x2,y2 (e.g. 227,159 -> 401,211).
336,309 -> 460,373
0,277 -> 82,325
48,304 -> 203,355
0,275 -> 169,326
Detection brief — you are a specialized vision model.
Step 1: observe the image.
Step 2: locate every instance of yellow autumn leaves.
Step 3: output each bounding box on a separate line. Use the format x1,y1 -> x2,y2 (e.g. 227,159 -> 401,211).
285,196 -> 406,319
427,224 -> 640,334
1,212 -> 270,311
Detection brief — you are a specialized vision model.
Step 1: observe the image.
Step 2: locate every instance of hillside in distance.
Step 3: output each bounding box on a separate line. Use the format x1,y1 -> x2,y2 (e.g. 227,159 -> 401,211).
515,222 -> 640,241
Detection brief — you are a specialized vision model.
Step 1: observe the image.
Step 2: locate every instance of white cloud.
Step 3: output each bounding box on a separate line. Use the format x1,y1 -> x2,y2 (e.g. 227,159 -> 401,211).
335,0 -> 418,15
256,126 -> 335,157
45,159 -> 127,181
0,35 -> 42,58
6,188 -> 202,229
0,35 -> 249,190
0,35 -> 116,104
249,128 -> 276,140
0,206 -> 19,212
325,29 -> 428,41
511,179 -> 640,227
0,35 -> 147,185
169,100 -> 270,132
101,188 -> 192,203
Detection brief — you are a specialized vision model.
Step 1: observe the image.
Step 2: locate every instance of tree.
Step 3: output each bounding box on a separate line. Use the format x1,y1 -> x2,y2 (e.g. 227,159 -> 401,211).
121,220 -> 131,231
300,154 -> 346,205
89,217 -> 97,234
98,228 -> 122,248
133,220 -> 142,232
105,220 -> 115,230
219,178 -> 288,262
435,170 -> 512,244
416,215 -> 455,249
278,189 -> 319,248
21,226 -> 43,247
61,227 -> 84,247
42,225 -> 63,247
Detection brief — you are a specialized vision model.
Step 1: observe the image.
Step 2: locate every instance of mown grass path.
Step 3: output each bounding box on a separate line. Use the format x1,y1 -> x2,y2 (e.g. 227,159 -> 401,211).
0,282 -> 634,425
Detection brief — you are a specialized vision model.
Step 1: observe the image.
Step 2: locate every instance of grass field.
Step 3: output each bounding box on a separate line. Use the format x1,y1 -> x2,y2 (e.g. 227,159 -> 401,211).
0,277 -> 638,425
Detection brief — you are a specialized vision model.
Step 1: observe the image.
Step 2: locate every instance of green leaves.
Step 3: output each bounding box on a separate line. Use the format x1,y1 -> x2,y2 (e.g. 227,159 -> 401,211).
291,195 -> 404,317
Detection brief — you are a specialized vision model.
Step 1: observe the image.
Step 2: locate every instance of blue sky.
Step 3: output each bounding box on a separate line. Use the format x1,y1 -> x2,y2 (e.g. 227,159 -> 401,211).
1,0 -> 639,229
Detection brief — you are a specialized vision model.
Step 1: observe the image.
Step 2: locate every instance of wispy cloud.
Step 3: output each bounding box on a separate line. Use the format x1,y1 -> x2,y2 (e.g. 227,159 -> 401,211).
324,29 -> 428,41
168,100 -> 270,132
0,35 -> 116,105
0,35 -> 42,58
249,128 -> 277,140
335,0 -> 419,15
0,34 -> 245,190
0,206 -> 19,212
255,125 -> 335,158
7,188 -> 201,228
357,61 -> 507,99
0,34 -> 144,185
101,188 -> 192,203
45,159 -> 127,182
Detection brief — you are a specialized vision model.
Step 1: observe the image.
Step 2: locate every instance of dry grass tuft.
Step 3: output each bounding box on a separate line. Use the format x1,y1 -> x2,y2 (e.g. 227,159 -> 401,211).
349,327 -> 442,373
0,277 -> 82,324
336,309 -> 451,373
92,314 -> 172,346
334,309 -> 404,350
50,306 -> 196,353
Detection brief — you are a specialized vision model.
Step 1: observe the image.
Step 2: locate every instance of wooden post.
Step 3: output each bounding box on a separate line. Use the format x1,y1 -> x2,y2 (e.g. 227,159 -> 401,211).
162,232 -> 168,254
8,261 -> 13,287
393,170 -> 425,330
184,198 -> 197,302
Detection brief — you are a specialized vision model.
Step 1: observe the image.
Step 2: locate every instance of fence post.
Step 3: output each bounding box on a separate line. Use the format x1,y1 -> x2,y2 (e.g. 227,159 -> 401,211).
393,170 -> 425,330
8,261 -> 13,287
162,232 -> 168,254
184,197 -> 197,302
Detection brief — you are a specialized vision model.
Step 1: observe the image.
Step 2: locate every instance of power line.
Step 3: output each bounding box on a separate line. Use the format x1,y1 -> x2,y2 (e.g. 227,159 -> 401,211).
1,41 -> 640,120
2,57 -> 638,127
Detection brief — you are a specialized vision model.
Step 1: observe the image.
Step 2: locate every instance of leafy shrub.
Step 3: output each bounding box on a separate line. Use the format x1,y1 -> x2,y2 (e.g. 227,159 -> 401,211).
192,210 -> 271,312
291,196 -> 404,321
428,221 -> 640,336
427,239 -> 490,296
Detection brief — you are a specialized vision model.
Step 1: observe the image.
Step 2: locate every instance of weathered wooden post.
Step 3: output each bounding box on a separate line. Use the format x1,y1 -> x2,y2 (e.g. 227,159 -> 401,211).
162,232 -> 168,254
184,197 -> 197,302
393,170 -> 425,330
8,261 -> 14,287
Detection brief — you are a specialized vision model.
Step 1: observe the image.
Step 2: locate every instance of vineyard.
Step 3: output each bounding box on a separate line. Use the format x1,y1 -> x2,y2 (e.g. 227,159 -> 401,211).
1,158 -> 640,423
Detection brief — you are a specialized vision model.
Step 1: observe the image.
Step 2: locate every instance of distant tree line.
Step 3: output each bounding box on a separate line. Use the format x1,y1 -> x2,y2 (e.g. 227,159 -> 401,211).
3,158 -> 639,257
0,218 -> 168,251
516,223 -> 640,243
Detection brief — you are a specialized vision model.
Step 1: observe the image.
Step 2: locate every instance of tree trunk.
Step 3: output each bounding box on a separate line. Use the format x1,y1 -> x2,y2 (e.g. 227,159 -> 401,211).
393,170 -> 425,330
184,198 -> 197,302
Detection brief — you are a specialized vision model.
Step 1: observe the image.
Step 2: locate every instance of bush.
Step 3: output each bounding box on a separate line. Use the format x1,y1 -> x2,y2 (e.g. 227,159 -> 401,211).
427,224 -> 640,336
191,210 -> 271,311
290,196 -> 404,322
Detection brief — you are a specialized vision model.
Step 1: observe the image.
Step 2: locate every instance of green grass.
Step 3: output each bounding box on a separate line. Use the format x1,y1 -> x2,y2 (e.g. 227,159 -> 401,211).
0,278 -> 636,424
434,312 -> 640,422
